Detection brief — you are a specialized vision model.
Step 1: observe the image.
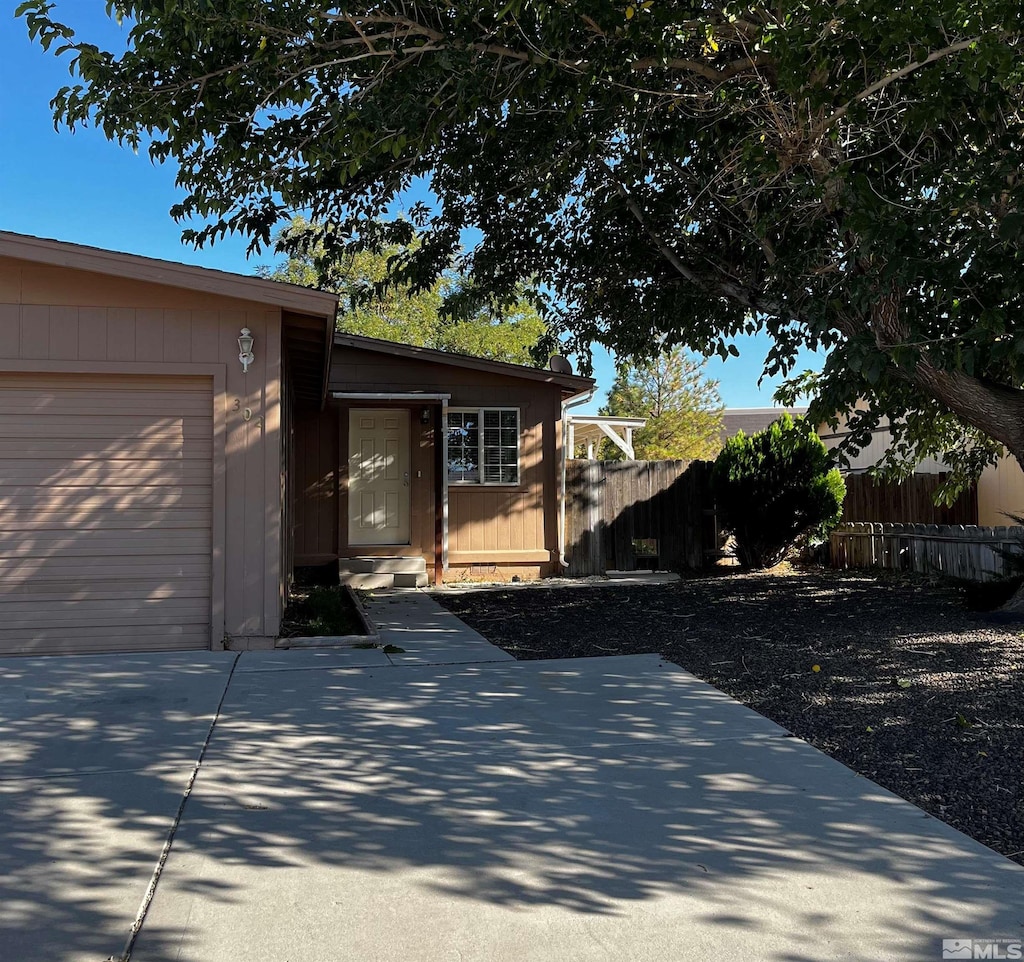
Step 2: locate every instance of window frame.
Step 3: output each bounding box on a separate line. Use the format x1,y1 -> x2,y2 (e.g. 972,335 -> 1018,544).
446,406 -> 522,486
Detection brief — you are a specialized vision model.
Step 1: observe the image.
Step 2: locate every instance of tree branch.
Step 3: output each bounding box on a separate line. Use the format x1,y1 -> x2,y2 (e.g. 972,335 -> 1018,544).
598,160 -> 786,318
835,298 -> 1024,460
323,11 -> 768,83
631,53 -> 769,81
821,36 -> 984,132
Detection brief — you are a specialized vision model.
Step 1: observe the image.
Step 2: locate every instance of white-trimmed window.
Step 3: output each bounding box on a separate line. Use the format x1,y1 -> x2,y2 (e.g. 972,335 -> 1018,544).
447,408 -> 520,485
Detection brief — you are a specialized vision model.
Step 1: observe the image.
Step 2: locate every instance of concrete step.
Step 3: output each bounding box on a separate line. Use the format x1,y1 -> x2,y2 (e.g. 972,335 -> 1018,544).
342,572 -> 398,590
370,557 -> 427,575
339,556 -> 428,589
339,556 -> 427,576
337,558 -> 377,575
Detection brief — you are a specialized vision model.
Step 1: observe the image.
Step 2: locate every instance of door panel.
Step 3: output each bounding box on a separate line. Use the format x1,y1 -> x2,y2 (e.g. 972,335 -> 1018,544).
348,409 -> 410,545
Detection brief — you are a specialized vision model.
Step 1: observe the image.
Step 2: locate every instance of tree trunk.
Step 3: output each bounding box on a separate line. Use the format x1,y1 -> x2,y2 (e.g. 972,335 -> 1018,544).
847,292 -> 1024,466
909,360 -> 1024,467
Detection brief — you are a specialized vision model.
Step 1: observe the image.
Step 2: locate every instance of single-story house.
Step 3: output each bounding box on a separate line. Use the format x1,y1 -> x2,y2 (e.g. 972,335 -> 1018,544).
0,232 -> 593,656
296,333 -> 593,588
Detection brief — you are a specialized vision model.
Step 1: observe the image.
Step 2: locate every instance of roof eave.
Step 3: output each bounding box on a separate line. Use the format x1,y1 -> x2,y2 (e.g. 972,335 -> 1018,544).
0,230 -> 339,318
332,332 -> 595,391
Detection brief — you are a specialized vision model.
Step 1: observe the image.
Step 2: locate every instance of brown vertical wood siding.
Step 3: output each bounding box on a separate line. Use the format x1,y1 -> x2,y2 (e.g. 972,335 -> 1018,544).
0,256 -> 291,650
294,406 -> 340,564
308,345 -> 567,577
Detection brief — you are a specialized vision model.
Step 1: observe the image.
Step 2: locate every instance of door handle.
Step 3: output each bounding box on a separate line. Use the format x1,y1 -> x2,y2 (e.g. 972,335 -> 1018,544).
403,471 -> 410,487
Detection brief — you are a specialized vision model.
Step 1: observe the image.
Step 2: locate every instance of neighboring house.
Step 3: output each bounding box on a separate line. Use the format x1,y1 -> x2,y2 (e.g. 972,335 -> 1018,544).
817,409 -> 1024,526
816,411 -> 947,474
718,407 -> 808,443
977,456 -> 1024,525
0,232 -> 593,657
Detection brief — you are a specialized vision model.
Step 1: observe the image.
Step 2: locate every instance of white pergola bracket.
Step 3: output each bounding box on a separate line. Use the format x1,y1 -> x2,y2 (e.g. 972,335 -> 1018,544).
564,415 -> 647,460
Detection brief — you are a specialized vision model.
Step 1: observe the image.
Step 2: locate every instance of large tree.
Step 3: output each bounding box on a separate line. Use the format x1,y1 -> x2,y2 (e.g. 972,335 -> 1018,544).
601,348 -> 723,461
260,218 -> 550,365
21,2 -> 1024,481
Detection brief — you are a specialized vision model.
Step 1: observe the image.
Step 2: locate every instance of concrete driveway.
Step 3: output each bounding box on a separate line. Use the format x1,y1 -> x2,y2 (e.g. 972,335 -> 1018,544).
2,600 -> 1022,961
0,651 -> 237,962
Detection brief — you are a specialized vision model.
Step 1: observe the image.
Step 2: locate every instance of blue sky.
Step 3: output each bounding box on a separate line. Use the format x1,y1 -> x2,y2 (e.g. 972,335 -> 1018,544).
1,8 -> 824,413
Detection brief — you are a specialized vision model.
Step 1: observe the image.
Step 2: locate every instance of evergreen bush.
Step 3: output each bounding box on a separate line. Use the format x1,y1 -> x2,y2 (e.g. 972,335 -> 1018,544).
713,414 -> 845,568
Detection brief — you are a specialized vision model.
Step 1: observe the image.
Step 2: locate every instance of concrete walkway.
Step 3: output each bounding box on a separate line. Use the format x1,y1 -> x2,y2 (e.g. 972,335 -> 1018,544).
2,596 -> 1022,962
364,589 -> 517,665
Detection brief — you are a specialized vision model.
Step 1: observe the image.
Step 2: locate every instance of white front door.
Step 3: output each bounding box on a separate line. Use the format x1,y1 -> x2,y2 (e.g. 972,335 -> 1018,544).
348,409 -> 411,546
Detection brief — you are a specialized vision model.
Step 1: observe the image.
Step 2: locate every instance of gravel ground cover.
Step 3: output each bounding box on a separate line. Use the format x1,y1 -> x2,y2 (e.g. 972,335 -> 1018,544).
436,568 -> 1024,865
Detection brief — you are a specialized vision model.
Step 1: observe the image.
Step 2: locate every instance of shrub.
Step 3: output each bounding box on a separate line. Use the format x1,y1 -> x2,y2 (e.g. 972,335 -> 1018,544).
713,414 -> 846,568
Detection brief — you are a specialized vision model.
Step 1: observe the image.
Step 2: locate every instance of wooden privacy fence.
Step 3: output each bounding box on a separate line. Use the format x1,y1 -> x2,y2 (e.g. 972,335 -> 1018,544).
831,522 -> 1024,582
565,460 -> 715,576
841,472 -> 978,525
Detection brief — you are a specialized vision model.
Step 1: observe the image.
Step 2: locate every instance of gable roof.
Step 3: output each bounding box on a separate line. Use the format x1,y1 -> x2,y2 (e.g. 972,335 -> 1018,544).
0,230 -> 339,318
333,332 -> 595,394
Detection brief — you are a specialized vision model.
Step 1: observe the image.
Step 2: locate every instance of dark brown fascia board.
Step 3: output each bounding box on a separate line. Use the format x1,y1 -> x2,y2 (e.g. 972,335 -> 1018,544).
321,317 -> 334,410
0,230 -> 339,318
281,311 -> 335,410
332,332 -> 595,393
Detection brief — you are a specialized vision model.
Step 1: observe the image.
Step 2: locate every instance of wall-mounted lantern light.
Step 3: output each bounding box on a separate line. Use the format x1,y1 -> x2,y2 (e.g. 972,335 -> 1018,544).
420,406 -> 432,425
237,328 -> 255,374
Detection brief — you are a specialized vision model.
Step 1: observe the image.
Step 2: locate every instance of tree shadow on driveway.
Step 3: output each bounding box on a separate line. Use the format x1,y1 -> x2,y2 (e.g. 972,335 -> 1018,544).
0,651 -> 237,962
442,572 -> 1024,864
133,655 -> 1024,962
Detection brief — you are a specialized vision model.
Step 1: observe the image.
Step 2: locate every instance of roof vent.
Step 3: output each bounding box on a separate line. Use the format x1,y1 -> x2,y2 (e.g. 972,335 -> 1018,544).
548,354 -> 573,375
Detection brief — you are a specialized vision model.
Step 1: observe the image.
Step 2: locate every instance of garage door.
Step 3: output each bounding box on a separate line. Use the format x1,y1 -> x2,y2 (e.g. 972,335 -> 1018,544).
0,373 -> 213,655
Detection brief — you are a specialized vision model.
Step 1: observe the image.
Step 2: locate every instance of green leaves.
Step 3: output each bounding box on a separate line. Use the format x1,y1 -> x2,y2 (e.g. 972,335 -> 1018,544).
601,347 -> 724,461
19,0 -> 1024,480
998,212 -> 1024,241
260,217 -> 550,366
713,414 -> 845,568
18,1 -> 75,51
